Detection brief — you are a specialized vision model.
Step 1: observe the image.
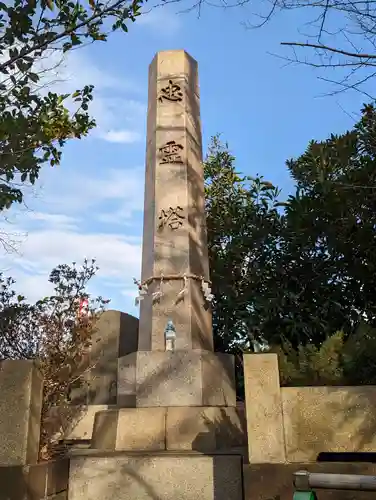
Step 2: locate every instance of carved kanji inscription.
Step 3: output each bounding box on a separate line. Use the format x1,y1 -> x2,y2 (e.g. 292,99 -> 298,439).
158,206 -> 185,230
158,80 -> 183,103
159,141 -> 184,164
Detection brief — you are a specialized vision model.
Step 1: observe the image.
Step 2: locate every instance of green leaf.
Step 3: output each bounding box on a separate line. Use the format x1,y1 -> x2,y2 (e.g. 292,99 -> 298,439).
28,72 -> 39,83
70,33 -> 82,46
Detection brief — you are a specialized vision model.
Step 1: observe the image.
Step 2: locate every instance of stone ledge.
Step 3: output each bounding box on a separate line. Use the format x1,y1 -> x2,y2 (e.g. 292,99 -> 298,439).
118,349 -> 236,407
68,453 -> 243,500
69,449 -> 244,458
90,406 -> 247,454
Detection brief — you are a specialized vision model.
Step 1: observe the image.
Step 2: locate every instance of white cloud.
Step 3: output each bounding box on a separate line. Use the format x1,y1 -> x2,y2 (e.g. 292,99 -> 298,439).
35,48 -> 146,144
101,129 -> 142,143
27,212 -> 79,230
1,162 -> 145,310
138,7 -> 181,35
36,166 -> 145,221
88,97 -> 146,143
3,226 -> 142,304
37,49 -> 138,95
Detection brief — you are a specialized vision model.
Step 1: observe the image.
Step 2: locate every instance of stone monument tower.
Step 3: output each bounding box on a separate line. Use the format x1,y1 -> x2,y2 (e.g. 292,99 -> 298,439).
68,50 -> 245,500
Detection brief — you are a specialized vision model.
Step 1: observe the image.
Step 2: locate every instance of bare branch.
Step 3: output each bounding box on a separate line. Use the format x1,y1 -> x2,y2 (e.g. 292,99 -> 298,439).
281,40 -> 376,59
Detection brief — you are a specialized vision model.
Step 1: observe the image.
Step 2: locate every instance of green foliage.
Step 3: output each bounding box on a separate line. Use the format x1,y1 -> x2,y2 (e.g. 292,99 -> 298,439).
274,331 -> 345,386
0,0 -> 144,211
204,104 -> 376,361
273,324 -> 376,387
341,322 -> 376,385
0,259 -> 109,458
204,135 -> 283,353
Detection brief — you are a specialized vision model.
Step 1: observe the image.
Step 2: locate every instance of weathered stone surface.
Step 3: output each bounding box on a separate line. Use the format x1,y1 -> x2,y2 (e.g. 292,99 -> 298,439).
0,458 -> 69,500
91,408 -> 166,451
89,310 -> 139,405
28,459 -> 70,498
201,351 -> 236,406
89,406 -> 246,454
166,406 -> 247,452
282,385 -> 376,462
117,350 -> 236,408
48,405 -> 116,442
138,50 -> 213,353
70,311 -> 139,406
243,354 -> 286,464
117,352 -> 137,408
0,360 -> 43,465
68,453 -> 243,500
135,350 -> 236,407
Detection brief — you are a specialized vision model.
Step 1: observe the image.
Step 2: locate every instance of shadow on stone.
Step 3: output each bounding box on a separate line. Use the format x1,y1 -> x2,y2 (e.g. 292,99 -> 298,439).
213,455 -> 244,500
317,452 -> 376,463
190,408 -> 248,463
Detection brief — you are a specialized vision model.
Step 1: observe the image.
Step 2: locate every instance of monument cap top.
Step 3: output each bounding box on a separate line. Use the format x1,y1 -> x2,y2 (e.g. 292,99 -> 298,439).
152,49 -> 194,56
150,50 -> 198,72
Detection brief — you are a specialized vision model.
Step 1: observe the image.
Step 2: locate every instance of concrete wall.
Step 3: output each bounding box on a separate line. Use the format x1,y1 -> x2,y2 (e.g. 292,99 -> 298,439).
244,353 -> 376,464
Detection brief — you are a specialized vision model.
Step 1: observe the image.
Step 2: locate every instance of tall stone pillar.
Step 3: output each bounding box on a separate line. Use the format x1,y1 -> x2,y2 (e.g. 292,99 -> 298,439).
68,50 -> 246,500
138,50 -> 212,352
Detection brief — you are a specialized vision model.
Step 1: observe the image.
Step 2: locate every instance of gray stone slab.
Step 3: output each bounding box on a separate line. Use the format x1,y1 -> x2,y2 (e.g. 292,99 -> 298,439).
71,310 -> 139,406
48,405 -> 116,441
135,350 -> 236,407
243,354 -> 286,464
91,408 -> 166,451
89,406 -> 247,453
117,352 -> 137,408
68,453 -> 243,500
0,360 -> 43,465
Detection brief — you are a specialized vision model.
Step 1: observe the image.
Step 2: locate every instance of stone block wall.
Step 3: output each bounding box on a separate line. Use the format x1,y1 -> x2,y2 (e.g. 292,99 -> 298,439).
243,353 -> 376,464
4,329 -> 376,499
0,360 -> 43,466
0,360 -> 69,500
0,459 -> 69,500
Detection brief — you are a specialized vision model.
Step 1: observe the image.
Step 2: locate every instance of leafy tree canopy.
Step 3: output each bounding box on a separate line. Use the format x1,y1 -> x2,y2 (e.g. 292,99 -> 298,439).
204,104 -> 376,363
0,0 -> 144,211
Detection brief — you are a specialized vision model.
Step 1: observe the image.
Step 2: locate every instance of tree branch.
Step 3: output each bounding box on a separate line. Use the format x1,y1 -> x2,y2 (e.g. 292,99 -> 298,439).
281,40 -> 376,59
0,0 -> 130,73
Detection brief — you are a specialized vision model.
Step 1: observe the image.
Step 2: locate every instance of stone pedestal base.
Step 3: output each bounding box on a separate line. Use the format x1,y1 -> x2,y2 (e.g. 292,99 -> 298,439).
118,350 -> 236,407
68,451 -> 243,500
91,406 -> 247,453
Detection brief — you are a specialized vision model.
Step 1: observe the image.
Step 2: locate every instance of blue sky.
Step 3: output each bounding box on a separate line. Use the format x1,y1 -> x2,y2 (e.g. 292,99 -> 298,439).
0,0 -> 369,317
